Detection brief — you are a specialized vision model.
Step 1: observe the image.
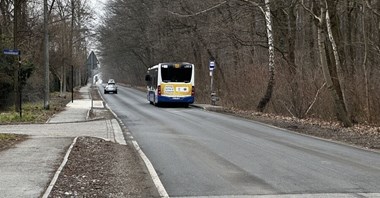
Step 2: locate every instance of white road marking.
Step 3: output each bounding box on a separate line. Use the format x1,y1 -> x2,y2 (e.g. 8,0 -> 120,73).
132,140 -> 169,198
170,193 -> 380,198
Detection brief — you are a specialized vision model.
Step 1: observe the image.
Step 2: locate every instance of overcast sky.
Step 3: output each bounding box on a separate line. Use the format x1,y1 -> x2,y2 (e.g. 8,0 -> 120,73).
88,0 -> 107,22
87,0 -> 107,53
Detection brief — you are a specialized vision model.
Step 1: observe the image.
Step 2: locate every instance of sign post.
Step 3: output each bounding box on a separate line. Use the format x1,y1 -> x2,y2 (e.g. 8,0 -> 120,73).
72,65 -> 74,103
3,49 -> 22,118
209,58 -> 216,105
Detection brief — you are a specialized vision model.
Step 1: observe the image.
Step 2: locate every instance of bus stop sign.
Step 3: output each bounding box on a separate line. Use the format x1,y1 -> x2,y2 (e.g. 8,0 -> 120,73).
209,60 -> 215,71
3,49 -> 20,56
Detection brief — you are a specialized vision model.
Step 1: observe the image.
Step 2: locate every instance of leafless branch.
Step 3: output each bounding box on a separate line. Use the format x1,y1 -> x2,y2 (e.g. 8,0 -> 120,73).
301,0 -> 320,22
304,82 -> 326,116
282,101 -> 296,117
364,0 -> 380,17
240,0 -> 265,15
168,1 -> 227,17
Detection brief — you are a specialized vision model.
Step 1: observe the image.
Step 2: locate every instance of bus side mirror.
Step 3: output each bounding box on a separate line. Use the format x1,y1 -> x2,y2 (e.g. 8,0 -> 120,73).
145,75 -> 151,81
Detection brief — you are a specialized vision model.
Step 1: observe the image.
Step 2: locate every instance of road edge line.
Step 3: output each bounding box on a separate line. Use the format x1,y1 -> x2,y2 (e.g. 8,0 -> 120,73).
132,140 -> 169,198
42,136 -> 78,198
98,85 -> 168,197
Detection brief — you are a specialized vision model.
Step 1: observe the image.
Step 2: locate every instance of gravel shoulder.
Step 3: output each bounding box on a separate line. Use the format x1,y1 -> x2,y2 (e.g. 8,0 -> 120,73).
48,137 -> 160,198
220,108 -> 380,151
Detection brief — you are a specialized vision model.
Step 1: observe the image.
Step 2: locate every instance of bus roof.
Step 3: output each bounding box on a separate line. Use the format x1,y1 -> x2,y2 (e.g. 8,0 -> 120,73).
159,62 -> 192,65
148,62 -> 193,70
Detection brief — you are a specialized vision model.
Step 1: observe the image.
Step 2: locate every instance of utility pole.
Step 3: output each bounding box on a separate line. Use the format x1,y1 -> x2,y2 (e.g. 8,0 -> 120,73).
44,0 -> 50,109
69,0 -> 74,91
13,0 -> 20,112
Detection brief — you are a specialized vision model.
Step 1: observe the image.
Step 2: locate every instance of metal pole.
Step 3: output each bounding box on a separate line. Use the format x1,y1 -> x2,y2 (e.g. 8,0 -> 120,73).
210,71 -> 214,105
19,54 -> 22,118
209,58 -> 216,106
14,0 -> 19,113
72,65 -> 74,103
91,89 -> 93,110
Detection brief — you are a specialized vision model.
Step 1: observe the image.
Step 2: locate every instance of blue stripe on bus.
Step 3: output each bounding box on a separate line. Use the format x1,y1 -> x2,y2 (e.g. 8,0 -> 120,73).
157,96 -> 194,103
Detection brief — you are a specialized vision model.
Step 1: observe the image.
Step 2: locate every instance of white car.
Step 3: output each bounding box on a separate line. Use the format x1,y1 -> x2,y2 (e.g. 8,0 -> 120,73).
104,83 -> 117,94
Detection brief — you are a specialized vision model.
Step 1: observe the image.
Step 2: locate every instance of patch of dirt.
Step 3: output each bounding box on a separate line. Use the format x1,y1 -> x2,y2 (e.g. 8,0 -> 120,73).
49,137 -> 160,198
90,85 -> 103,100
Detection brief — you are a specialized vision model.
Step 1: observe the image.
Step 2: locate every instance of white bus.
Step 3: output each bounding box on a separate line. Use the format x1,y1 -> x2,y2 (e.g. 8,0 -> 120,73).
145,62 -> 195,106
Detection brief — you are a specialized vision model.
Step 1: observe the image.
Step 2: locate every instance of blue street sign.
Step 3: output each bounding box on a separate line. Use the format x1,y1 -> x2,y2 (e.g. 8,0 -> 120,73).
209,60 -> 215,71
3,49 -> 20,56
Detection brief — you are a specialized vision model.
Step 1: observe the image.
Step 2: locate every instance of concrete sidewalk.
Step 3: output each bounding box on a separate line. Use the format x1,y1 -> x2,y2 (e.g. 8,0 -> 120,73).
0,84 -> 126,198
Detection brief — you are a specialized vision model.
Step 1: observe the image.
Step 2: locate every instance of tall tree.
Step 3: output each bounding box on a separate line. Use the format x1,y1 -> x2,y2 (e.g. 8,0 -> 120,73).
256,0 -> 275,112
96,0 -> 380,125
43,0 -> 49,109
302,0 -> 352,127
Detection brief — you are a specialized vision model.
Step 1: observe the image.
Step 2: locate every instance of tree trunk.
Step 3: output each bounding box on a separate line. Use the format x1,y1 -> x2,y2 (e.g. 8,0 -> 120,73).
328,1 -> 355,123
287,2 -> 303,117
361,4 -> 370,122
257,0 -> 275,112
317,1 -> 352,127
43,0 -> 50,109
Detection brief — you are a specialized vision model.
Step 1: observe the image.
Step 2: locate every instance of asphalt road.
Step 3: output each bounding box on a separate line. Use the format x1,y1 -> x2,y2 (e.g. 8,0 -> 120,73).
100,85 -> 380,198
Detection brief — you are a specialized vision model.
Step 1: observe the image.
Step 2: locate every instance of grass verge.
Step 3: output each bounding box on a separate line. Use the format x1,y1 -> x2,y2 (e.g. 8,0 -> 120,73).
0,92 -> 72,124
0,133 -> 28,151
0,92 -> 74,151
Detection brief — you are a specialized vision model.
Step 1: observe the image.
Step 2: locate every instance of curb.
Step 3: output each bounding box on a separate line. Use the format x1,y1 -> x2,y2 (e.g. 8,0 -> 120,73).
42,137 -> 78,198
98,85 -> 169,197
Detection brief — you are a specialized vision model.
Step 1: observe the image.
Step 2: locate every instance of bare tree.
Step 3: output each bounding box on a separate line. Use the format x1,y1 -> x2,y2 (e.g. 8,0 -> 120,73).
95,0 -> 380,126
256,0 -> 275,112
302,0 -> 352,127
43,0 -> 50,109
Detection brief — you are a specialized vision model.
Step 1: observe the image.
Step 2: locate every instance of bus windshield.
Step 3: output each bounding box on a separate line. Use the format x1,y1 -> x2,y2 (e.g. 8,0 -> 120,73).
161,64 -> 192,83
